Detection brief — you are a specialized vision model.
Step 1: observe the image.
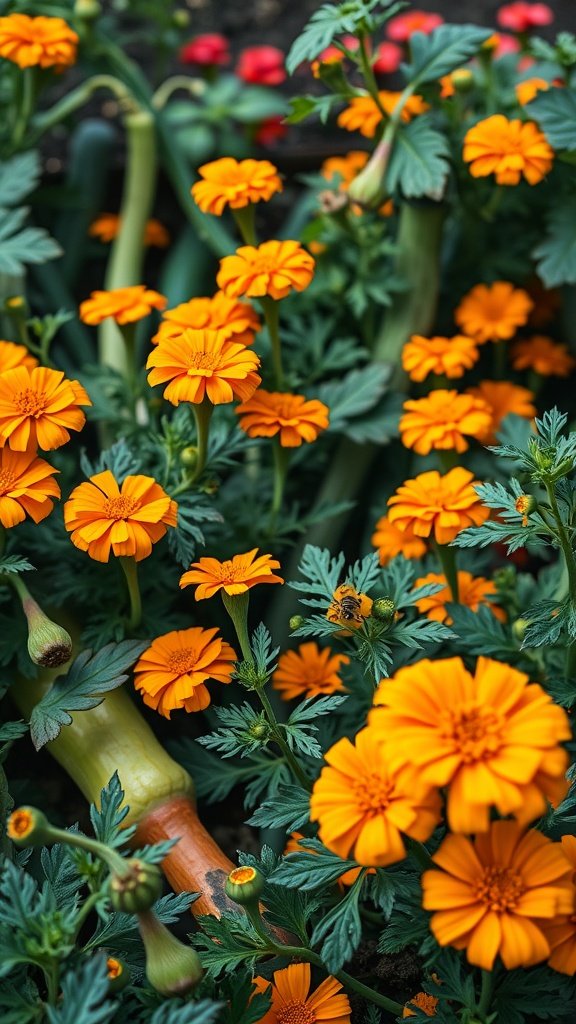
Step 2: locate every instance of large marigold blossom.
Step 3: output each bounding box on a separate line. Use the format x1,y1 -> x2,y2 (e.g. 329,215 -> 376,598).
152,292 -> 260,347
512,335 -> 575,377
134,627 -> 236,718
217,240 -> 315,301
236,390 -> 329,447
542,835 -> 576,975
466,380 -> 536,444
191,157 -> 282,215
463,114 -> 554,186
0,13 -> 78,69
310,726 -> 441,867
272,642 -> 349,700
0,366 -> 91,452
371,656 -> 570,833
422,822 -> 573,970
146,328 -> 261,406
89,214 -> 170,248
455,281 -> 533,343
337,91 -> 429,138
414,571 -> 506,625
79,286 -> 167,326
0,447 -> 60,528
372,515 -> 427,565
180,548 -> 283,600
387,467 -> 489,545
64,471 -> 177,563
399,390 -> 492,455
252,963 -> 351,1024
402,334 -> 480,382
0,339 -> 38,373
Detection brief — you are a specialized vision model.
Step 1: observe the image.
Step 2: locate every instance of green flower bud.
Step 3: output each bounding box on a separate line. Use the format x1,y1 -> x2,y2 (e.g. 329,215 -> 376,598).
289,615 -> 305,630
172,9 -> 190,28
110,859 -> 163,913
74,0 -> 101,18
347,139 -> 391,209
22,596 -> 72,667
180,446 -> 198,469
138,910 -> 203,996
512,618 -> 530,642
7,806 -> 52,847
225,865 -> 265,906
372,597 -> 396,623
248,720 -> 270,741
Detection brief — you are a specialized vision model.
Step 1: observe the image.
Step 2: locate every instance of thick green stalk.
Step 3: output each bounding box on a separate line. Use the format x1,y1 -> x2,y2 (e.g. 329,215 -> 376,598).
119,556 -> 142,631
191,400 -> 213,483
269,440 -> 289,532
434,542 -> 460,603
545,481 -> 576,680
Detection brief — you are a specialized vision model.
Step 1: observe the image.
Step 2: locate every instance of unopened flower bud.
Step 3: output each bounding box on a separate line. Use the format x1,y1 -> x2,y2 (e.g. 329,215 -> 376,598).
22,595 -> 73,667
289,615 -> 305,630
4,295 -> 26,312
172,9 -> 190,28
74,0 -> 101,18
348,139 -> 391,209
248,720 -> 270,741
110,859 -> 163,913
372,597 -> 397,623
138,910 -> 203,996
7,806 -> 52,847
105,956 -> 131,992
451,68 -> 473,92
512,618 -> 529,642
515,493 -> 536,526
225,865 -> 265,905
180,446 -> 198,469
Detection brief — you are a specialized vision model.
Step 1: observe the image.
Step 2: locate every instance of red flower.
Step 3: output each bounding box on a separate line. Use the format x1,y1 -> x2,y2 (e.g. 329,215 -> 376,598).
255,116 -> 288,146
387,11 -> 444,43
236,45 -> 286,85
373,41 -> 403,74
180,33 -> 230,66
497,3 -> 554,33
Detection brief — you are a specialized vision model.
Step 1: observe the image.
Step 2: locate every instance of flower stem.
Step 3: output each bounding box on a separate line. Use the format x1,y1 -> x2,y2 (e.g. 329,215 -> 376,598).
191,399 -> 213,483
232,205 -> 257,246
221,590 -> 252,663
119,556 -> 142,631
260,297 -> 284,389
256,685 -> 313,792
492,338 -> 507,379
269,439 -> 289,532
544,480 -> 576,679
434,542 -> 459,602
476,968 -> 494,1020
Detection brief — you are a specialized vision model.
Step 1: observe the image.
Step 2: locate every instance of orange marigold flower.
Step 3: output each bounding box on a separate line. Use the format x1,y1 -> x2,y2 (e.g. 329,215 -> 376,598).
463,114 -> 554,185
134,626 -> 236,718
79,286 -> 167,326
466,380 -> 536,444
401,334 -> 479,382
542,835 -> 576,975
371,656 -> 571,833
372,516 -> 427,565
180,548 -> 283,600
236,390 -> 329,447
327,583 -> 373,631
146,328 -> 261,406
337,91 -> 429,138
152,292 -> 260,347
64,470 -> 177,563
0,339 -> 38,372
310,726 -> 441,866
272,642 -> 349,700
454,281 -> 533,343
0,366 -> 91,451
217,240 -> 315,301
321,151 -> 369,189
252,963 -> 351,1024
403,993 -> 438,1018
387,467 -> 489,545
89,213 -> 170,248
511,335 -> 575,377
399,390 -> 492,455
0,447 -> 60,528
0,13 -> 78,70
515,76 -> 550,106
422,822 -> 574,969
414,571 -> 506,625
191,157 -> 282,215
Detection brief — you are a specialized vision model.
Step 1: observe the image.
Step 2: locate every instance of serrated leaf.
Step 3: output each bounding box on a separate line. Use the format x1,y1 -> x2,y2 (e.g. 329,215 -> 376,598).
0,217 -> 62,275
534,198 -> 576,287
403,24 -> 491,84
90,772 -> 134,849
45,957 -> 115,1024
0,555 -> 35,575
247,783 -> 311,830
386,118 -> 450,199
271,840 -> 359,889
311,876 -> 364,972
529,87 -> 576,150
286,1 -> 403,74
0,720 -> 28,745
286,94 -> 336,124
0,152 -> 41,205
319,364 -> 392,432
150,1000 -> 223,1024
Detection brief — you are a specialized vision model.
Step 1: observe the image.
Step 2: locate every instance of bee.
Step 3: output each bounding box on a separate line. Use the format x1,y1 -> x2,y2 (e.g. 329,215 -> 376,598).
327,584 -> 366,628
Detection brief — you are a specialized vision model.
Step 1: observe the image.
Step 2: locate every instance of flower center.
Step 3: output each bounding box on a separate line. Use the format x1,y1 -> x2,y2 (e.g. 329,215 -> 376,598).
15,388 -> 47,418
168,646 -> 199,675
102,495 -> 140,520
276,1003 -> 316,1024
475,866 -> 526,912
0,469 -> 16,494
352,772 -> 394,814
251,255 -> 279,274
440,702 -> 503,763
186,351 -> 219,373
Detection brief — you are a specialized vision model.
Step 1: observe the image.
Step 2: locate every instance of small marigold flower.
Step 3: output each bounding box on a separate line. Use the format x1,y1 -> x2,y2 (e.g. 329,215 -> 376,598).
372,516 -> 427,565
403,993 -> 438,1018
466,380 -> 536,443
236,390 -> 329,447
463,115 -> 554,186
217,240 -> 315,301
402,334 -> 480,381
311,44 -> 345,78
515,77 -> 550,105
272,642 -> 349,700
0,448 -> 60,528
321,151 -> 369,190
236,45 -> 286,86
386,10 -> 444,42
0,339 -> 38,372
252,963 -> 351,1024
414,571 -> 506,625
338,92 -> 429,138
515,493 -> 536,527
89,214 -> 170,248
497,2 -> 554,33
7,806 -> 50,845
371,655 -> 571,833
134,627 -> 236,717
422,822 -> 573,970
180,33 -> 230,66
64,470 -> 177,563
106,957 -> 123,980
180,548 -> 283,600
327,583 -> 373,631
455,281 -> 533,343
310,726 -> 441,866
512,335 -> 575,377
440,69 -> 473,98
399,390 -> 492,455
79,285 -> 167,326
191,158 -> 282,216
0,366 -> 91,451
147,328 -> 261,406
0,13 -> 78,70
373,41 -> 403,74
152,292 -> 260,348
387,467 -> 489,545
542,835 -> 576,975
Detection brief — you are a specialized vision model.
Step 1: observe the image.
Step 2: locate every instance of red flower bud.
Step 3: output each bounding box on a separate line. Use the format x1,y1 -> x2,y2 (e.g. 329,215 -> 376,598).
387,11 -> 444,43
180,33 -> 230,67
497,2 -> 554,33
236,45 -> 286,85
255,116 -> 288,146
373,41 -> 403,74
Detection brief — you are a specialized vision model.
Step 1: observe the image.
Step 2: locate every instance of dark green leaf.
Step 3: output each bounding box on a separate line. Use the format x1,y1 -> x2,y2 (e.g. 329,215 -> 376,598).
534,199 -> 576,287
404,24 -> 491,84
320,364 -> 392,432
386,119 -> 450,199
529,87 -> 576,150
270,839 -> 358,889
0,152 -> 41,205
286,95 -> 336,125
45,957 -> 115,1024
150,1000 -> 223,1024
311,875 -> 365,972
90,772 -> 135,850
0,555 -> 35,576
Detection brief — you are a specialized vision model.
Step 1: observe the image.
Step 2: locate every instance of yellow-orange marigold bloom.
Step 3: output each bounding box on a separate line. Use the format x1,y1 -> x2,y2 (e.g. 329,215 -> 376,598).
326,583 -> 373,631
422,822 -> 574,970
217,240 -> 315,301
512,335 -> 575,377
236,390 -> 329,447
134,626 -> 236,718
401,334 -> 479,382
0,339 -> 38,373
387,467 -> 489,545
455,282 -> 533,343
152,292 -> 260,348
403,993 -> 438,1018
337,92 -> 429,138
414,571 -> 505,625
0,366 -> 91,451
252,963 -> 351,1024
146,328 -> 261,406
400,390 -> 492,455
371,656 -> 571,833
191,157 -> 282,215
372,516 -> 427,565
463,114 -> 554,185
180,548 -> 283,600
64,470 -> 177,563
6,807 -> 35,840
272,642 -> 349,700
0,447 -> 60,528
466,380 -> 536,444
89,213 -> 170,248
310,726 -> 441,866
515,77 -> 550,106
0,13 -> 78,70
79,286 -> 167,326
542,835 -> 576,975
321,151 -> 369,189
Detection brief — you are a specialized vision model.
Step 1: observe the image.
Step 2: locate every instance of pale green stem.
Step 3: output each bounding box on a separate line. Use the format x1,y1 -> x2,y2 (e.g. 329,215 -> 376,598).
191,400 -> 213,483
232,205 -> 257,246
119,556 -> 142,631
221,591 -> 252,663
434,542 -> 460,603
269,440 -> 289,531
476,969 -> 494,1020
152,75 -> 205,110
544,481 -> 576,680
256,685 -> 312,792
